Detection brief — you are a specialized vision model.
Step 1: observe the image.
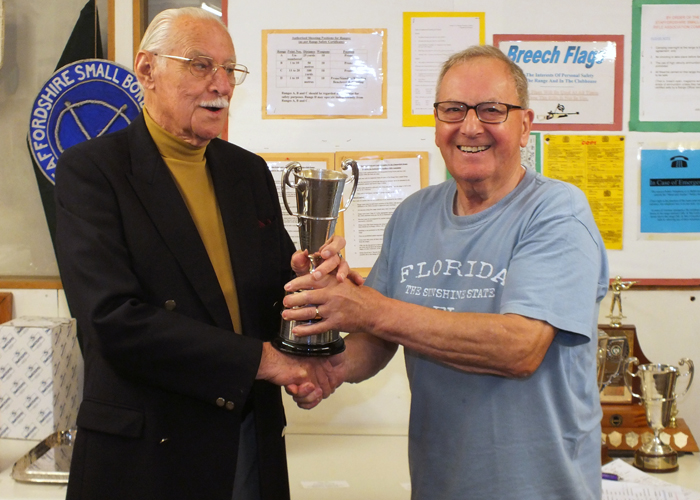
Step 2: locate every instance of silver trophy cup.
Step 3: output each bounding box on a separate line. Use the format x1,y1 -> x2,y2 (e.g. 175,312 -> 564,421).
273,160 -> 359,356
623,357 -> 694,472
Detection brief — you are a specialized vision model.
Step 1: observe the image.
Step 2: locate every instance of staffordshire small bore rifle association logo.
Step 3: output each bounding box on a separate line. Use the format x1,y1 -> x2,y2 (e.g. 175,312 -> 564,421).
29,59 -> 144,184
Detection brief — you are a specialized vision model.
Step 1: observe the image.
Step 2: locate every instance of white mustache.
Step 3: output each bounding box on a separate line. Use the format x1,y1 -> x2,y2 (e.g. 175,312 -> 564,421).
199,98 -> 229,109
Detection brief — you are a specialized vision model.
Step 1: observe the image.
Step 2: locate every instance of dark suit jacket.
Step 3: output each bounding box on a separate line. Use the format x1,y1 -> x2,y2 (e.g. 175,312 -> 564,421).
54,114 -> 295,500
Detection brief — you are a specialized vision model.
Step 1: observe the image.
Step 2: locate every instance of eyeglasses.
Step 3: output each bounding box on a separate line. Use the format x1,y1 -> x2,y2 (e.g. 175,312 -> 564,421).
154,54 -> 249,85
434,101 -> 524,124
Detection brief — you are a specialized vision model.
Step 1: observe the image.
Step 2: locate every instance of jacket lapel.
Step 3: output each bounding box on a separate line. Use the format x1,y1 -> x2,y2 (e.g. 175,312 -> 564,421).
124,115 -> 233,330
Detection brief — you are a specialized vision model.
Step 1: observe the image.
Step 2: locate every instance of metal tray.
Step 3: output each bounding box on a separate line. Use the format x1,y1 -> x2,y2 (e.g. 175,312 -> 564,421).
11,428 -> 76,484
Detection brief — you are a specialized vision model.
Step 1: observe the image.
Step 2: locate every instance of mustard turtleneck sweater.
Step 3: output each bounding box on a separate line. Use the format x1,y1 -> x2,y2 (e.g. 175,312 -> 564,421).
144,109 -> 242,334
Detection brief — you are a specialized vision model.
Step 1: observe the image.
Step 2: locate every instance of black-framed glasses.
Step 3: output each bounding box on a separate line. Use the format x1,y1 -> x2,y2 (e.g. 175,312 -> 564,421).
434,101 -> 524,124
155,54 -> 249,85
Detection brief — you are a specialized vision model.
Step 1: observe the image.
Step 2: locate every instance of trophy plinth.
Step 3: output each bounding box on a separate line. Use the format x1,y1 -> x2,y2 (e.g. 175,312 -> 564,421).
634,437 -> 679,472
624,357 -> 694,472
273,160 -> 359,356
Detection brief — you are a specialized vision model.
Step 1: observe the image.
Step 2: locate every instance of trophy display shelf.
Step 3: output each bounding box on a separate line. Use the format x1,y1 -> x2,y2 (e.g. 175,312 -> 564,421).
598,324 -> 698,456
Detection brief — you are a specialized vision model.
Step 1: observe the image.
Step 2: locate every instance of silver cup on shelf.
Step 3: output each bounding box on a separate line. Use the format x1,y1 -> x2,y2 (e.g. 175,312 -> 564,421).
623,357 -> 694,472
273,159 -> 359,356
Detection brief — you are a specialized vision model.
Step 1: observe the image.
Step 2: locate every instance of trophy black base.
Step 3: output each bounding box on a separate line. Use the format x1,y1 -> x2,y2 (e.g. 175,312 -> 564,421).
272,336 -> 346,357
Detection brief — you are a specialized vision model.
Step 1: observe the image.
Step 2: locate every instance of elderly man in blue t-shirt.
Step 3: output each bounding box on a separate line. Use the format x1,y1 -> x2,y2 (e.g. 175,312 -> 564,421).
283,45 -> 609,500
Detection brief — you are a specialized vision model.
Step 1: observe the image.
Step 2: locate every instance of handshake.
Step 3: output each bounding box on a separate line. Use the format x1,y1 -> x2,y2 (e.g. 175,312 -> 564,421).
257,342 -> 347,410
256,235 -> 365,409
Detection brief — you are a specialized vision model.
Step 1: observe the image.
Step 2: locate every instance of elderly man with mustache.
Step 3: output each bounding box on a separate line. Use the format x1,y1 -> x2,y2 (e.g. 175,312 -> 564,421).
54,7 -> 346,500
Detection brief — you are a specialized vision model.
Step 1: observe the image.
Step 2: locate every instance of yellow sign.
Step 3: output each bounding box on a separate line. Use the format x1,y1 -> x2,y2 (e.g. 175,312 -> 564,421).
543,135 -> 625,250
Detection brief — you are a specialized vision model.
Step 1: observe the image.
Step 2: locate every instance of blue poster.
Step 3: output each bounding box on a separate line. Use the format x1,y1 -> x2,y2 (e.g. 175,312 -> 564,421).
641,149 -> 700,233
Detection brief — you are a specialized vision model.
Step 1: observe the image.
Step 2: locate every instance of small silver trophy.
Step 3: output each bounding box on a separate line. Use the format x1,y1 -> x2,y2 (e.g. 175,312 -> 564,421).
623,357 -> 694,472
273,160 -> 359,356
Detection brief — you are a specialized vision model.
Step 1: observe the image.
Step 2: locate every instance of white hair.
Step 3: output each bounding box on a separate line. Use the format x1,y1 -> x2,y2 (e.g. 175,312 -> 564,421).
139,7 -> 227,57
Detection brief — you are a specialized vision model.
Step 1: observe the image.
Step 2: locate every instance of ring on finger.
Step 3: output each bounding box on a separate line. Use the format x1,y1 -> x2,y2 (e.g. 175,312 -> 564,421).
314,306 -> 322,320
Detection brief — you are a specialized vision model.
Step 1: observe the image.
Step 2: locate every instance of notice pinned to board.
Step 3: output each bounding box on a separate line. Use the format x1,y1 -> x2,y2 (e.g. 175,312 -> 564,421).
262,29 -> 386,119
494,34 -> 624,131
640,148 -> 700,235
543,135 -> 625,250
338,152 -> 429,275
630,0 -> 700,131
402,12 -> 485,127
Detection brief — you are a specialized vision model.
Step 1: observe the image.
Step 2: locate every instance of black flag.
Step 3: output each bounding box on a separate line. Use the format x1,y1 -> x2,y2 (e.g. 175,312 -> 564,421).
28,0 -> 103,248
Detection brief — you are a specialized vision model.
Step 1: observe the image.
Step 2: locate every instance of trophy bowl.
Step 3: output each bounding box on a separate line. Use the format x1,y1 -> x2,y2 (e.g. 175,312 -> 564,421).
623,357 -> 694,472
273,160 -> 359,356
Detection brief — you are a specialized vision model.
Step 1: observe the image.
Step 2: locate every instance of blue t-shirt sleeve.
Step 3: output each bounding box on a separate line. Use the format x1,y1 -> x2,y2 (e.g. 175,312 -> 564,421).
499,186 -> 607,343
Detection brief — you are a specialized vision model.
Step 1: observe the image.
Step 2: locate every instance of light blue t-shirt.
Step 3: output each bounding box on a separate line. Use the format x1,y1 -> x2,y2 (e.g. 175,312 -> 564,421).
365,170 -> 609,500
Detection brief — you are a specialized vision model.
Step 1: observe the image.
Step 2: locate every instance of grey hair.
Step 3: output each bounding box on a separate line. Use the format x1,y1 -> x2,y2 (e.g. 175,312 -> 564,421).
139,7 -> 227,56
435,45 -> 529,108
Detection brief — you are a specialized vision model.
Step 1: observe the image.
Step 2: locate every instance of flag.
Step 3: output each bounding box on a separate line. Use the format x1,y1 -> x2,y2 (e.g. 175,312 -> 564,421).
28,0 -> 103,248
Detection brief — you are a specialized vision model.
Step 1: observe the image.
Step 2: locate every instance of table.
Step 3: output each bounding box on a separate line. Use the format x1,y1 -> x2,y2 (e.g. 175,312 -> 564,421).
1,436 -> 698,499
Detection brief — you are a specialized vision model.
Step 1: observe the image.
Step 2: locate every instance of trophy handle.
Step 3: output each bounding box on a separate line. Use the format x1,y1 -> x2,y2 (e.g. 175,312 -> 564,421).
338,159 -> 360,213
675,358 -> 694,399
281,162 -> 304,217
623,356 -> 643,400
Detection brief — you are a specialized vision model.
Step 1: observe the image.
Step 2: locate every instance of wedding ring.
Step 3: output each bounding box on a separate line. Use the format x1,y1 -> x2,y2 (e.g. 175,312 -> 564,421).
314,306 -> 322,320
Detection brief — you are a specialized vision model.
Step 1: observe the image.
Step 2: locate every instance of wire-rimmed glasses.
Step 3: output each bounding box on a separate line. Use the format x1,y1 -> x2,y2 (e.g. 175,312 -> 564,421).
155,54 -> 249,85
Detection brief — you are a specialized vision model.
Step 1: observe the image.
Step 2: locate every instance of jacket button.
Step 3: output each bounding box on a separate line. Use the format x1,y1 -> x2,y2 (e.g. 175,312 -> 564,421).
164,300 -> 176,311
225,401 -> 235,411
216,397 -> 225,407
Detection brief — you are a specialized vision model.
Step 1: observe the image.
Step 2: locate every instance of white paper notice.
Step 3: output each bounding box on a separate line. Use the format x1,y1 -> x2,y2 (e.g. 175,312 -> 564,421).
266,32 -> 384,117
639,4 -> 700,122
603,480 -> 684,500
266,160 -> 329,250
343,158 -> 421,269
410,16 -> 481,115
498,40 -> 618,125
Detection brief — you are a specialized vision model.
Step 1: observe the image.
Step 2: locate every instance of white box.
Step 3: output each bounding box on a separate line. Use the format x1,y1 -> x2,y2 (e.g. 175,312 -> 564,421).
0,317 -> 83,439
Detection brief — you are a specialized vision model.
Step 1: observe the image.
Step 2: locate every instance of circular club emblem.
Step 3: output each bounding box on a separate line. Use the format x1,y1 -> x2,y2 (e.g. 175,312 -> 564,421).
29,59 -> 144,184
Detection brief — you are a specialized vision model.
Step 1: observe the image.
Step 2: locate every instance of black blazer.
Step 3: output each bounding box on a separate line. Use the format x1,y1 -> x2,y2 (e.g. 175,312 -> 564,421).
55,114 -> 295,500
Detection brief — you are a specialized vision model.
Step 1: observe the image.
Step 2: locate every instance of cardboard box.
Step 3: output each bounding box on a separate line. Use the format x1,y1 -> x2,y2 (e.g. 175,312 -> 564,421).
0,317 -> 83,439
